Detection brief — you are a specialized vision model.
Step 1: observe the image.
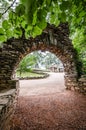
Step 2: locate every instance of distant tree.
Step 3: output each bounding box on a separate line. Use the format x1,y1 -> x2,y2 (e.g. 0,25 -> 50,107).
17,54 -> 37,76
17,51 -> 63,74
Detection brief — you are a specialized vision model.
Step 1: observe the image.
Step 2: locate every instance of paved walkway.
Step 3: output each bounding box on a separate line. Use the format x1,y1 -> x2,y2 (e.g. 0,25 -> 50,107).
10,73 -> 86,130
19,73 -> 65,96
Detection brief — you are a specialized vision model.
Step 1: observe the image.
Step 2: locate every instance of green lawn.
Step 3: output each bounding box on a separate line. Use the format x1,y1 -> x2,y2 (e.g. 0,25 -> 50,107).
17,71 -> 44,78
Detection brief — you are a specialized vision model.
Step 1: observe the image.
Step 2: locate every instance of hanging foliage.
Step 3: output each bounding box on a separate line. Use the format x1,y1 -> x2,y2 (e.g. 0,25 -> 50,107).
0,0 -> 86,73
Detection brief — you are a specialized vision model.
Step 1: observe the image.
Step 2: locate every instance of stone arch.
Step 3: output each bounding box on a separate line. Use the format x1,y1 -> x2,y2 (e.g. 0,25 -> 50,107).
0,23 -> 86,130
0,23 -> 78,91
0,23 -> 81,130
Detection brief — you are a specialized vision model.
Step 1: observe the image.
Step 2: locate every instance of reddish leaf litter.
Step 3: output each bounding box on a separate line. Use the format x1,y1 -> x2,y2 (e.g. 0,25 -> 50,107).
10,73 -> 86,130
10,91 -> 86,130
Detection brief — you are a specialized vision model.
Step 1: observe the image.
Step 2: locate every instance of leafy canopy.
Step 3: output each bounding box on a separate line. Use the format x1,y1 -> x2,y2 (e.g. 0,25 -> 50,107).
0,0 -> 85,40
0,0 -> 86,73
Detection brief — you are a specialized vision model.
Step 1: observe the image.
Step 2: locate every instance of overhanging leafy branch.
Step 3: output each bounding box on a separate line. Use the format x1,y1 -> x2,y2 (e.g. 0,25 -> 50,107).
2,0 -> 16,16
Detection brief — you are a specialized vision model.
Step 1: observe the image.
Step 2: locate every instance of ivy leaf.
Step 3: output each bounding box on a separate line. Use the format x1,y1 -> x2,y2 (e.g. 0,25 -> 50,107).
0,28 -> 5,35
26,25 -> 33,31
48,12 -> 60,26
32,26 -> 42,38
37,19 -> 47,30
49,13 -> 55,24
21,21 -> 27,28
32,10 -> 37,25
79,11 -> 86,17
76,17 -> 82,24
13,28 -> 22,38
2,20 -> 11,30
0,35 -> 7,42
9,12 -> 17,24
6,30 -> 13,39
9,11 -> 13,19
25,31 -> 30,39
14,16 -> 21,27
54,19 -> 60,26
25,25 -> 33,38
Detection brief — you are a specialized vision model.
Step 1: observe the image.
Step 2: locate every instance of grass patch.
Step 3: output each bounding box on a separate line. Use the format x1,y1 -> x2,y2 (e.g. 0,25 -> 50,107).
17,71 -> 44,78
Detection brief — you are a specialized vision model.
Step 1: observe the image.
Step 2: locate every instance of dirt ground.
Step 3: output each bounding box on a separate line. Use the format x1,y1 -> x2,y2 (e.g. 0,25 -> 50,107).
10,73 -> 86,130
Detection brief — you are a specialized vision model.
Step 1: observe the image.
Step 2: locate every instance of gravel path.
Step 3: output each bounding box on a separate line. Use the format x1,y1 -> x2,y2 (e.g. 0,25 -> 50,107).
10,73 -> 86,130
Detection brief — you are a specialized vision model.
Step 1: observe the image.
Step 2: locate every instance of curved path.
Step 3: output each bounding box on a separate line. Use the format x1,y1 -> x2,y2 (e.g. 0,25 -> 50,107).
10,73 -> 86,130
19,72 -> 65,96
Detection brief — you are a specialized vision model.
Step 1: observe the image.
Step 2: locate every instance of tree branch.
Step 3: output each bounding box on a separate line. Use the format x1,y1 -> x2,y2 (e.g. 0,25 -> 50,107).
2,0 -> 16,16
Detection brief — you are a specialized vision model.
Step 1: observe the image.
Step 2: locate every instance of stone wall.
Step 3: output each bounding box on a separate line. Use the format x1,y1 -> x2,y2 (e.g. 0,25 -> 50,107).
0,81 -> 19,130
0,23 -> 85,129
78,75 -> 86,94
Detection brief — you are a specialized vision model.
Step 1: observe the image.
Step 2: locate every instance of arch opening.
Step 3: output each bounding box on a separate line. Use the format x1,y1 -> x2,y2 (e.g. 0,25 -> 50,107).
14,50 -> 64,78
13,50 -> 65,96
